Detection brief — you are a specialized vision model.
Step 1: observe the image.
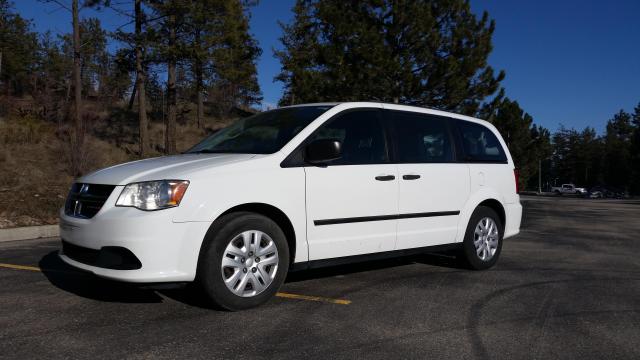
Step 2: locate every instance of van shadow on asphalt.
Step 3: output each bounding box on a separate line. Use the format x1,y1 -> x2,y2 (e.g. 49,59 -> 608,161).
38,251 -> 165,304
37,250 -> 465,308
285,251 -> 465,283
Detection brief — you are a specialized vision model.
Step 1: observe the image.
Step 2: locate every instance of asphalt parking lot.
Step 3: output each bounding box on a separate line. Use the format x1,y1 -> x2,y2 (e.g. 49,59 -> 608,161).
1,196 -> 640,359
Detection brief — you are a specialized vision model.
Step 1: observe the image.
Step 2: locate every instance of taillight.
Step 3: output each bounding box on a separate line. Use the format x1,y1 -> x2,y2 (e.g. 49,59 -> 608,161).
514,169 -> 520,194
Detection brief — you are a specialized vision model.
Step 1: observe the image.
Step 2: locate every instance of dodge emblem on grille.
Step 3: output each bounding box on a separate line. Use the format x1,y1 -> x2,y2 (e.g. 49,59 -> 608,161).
73,184 -> 89,217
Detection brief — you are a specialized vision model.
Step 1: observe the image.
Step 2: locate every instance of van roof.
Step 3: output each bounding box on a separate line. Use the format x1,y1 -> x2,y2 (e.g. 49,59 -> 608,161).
281,101 -> 491,126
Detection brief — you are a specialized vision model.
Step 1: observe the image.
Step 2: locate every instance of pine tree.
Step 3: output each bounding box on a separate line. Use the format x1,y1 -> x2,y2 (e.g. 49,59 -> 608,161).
274,0 -> 322,106
111,0 -> 153,156
529,124 -> 552,191
166,11 -> 178,154
276,0 -> 503,114
604,110 -> 633,190
99,47 -> 131,107
40,0 -> 108,175
551,126 -> 577,186
61,18 -> 108,96
210,0 -> 262,115
186,0 -> 223,127
629,102 -> 640,194
576,127 -> 602,187
133,0 -> 149,157
481,97 -> 552,191
33,31 -> 69,123
0,0 -> 38,96
135,0 -> 150,156
71,0 -> 83,175
150,0 -> 191,154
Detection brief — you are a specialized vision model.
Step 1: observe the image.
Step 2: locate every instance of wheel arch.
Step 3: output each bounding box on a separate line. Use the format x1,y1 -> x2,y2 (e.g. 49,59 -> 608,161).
476,198 -> 506,232
456,189 -> 508,243
215,203 -> 297,267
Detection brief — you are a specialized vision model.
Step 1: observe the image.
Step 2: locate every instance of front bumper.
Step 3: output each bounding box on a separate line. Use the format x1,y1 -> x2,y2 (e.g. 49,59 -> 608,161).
58,191 -> 211,283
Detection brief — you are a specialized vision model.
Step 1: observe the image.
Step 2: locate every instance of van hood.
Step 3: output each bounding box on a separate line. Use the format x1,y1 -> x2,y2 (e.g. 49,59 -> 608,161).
78,153 -> 257,185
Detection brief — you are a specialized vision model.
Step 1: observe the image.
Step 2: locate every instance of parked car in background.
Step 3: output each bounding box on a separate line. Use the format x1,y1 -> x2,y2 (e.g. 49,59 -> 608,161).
589,186 -> 628,199
551,184 -> 587,196
588,187 -> 604,198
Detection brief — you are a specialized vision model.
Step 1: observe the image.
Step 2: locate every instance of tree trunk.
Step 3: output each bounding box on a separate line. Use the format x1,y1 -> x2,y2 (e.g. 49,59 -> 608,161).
135,0 -> 149,157
72,0 -> 83,175
196,79 -> 203,128
195,31 -> 203,128
128,81 -> 137,110
165,13 -> 177,155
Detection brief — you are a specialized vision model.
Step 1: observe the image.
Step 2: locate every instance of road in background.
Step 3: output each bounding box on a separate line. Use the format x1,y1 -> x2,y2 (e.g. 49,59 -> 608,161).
1,197 -> 639,359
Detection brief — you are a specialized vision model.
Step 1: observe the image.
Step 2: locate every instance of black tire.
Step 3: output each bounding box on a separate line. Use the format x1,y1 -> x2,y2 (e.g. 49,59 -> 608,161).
196,212 -> 289,311
458,206 -> 503,270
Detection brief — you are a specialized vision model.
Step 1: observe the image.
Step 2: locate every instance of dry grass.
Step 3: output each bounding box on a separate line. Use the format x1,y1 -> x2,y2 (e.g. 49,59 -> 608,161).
0,122 -> 75,228
0,100 -> 235,229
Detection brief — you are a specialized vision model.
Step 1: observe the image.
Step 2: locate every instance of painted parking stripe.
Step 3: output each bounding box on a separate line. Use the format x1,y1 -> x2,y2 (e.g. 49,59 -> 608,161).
0,263 -> 351,305
0,263 -> 41,272
275,292 -> 351,305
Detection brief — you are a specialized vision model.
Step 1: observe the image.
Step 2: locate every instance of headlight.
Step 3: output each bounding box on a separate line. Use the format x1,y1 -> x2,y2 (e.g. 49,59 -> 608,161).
116,180 -> 189,211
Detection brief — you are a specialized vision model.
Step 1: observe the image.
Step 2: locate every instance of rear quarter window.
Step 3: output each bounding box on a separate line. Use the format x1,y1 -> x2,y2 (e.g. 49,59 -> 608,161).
456,120 -> 507,163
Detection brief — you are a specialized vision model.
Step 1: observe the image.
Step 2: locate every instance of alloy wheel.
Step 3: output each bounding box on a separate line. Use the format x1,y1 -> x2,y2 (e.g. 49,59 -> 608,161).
473,217 -> 499,261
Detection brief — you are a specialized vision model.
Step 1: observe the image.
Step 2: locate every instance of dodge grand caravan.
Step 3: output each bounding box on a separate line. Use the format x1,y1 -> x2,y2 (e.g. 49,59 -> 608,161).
59,102 -> 522,310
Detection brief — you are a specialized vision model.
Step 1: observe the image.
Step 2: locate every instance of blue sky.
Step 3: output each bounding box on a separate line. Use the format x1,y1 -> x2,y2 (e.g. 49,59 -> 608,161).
14,0 -> 640,133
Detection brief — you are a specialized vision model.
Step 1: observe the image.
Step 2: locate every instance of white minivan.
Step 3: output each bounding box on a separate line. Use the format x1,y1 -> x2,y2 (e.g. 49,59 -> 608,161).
59,102 -> 522,310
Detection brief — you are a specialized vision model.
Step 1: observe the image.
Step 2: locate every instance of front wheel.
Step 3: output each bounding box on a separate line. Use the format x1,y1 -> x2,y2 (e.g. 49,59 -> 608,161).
458,206 -> 503,270
196,212 -> 289,311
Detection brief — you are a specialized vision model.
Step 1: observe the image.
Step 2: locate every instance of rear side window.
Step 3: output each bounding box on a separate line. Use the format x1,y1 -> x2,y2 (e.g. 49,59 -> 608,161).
391,111 -> 454,163
307,109 -> 388,165
457,120 -> 507,163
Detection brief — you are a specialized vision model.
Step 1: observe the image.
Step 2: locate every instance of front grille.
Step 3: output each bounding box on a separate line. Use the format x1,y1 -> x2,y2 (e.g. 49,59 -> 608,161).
64,183 -> 116,218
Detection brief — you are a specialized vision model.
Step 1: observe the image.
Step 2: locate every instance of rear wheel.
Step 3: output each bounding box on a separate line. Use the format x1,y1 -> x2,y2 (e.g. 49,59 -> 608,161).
196,212 -> 289,311
458,206 -> 503,270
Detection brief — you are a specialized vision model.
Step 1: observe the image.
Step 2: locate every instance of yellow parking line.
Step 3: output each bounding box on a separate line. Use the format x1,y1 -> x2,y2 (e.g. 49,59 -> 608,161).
276,292 -> 351,305
0,263 -> 41,272
0,262 -> 351,305
0,263 -> 75,275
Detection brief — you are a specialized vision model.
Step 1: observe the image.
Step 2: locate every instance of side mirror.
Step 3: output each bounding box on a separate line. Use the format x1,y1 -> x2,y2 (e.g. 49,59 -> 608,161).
305,139 -> 342,164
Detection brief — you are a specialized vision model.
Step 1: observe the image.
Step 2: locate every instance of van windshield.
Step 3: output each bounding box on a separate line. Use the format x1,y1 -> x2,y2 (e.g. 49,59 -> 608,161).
187,105 -> 333,154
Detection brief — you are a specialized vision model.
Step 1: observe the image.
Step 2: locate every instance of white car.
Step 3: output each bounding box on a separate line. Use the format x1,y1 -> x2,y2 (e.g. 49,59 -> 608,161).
551,183 -> 587,196
59,102 -> 522,310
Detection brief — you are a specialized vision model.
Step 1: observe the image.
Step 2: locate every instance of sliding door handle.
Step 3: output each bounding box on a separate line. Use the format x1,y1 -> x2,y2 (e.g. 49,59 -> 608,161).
402,174 -> 421,180
375,175 -> 396,181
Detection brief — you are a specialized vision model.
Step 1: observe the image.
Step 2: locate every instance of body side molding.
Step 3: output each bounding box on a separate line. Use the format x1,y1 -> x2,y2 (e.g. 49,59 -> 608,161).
314,211 -> 460,226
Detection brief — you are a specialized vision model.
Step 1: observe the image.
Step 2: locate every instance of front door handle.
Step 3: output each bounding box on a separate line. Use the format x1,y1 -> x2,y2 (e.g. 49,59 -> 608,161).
375,175 -> 396,181
402,174 -> 421,180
